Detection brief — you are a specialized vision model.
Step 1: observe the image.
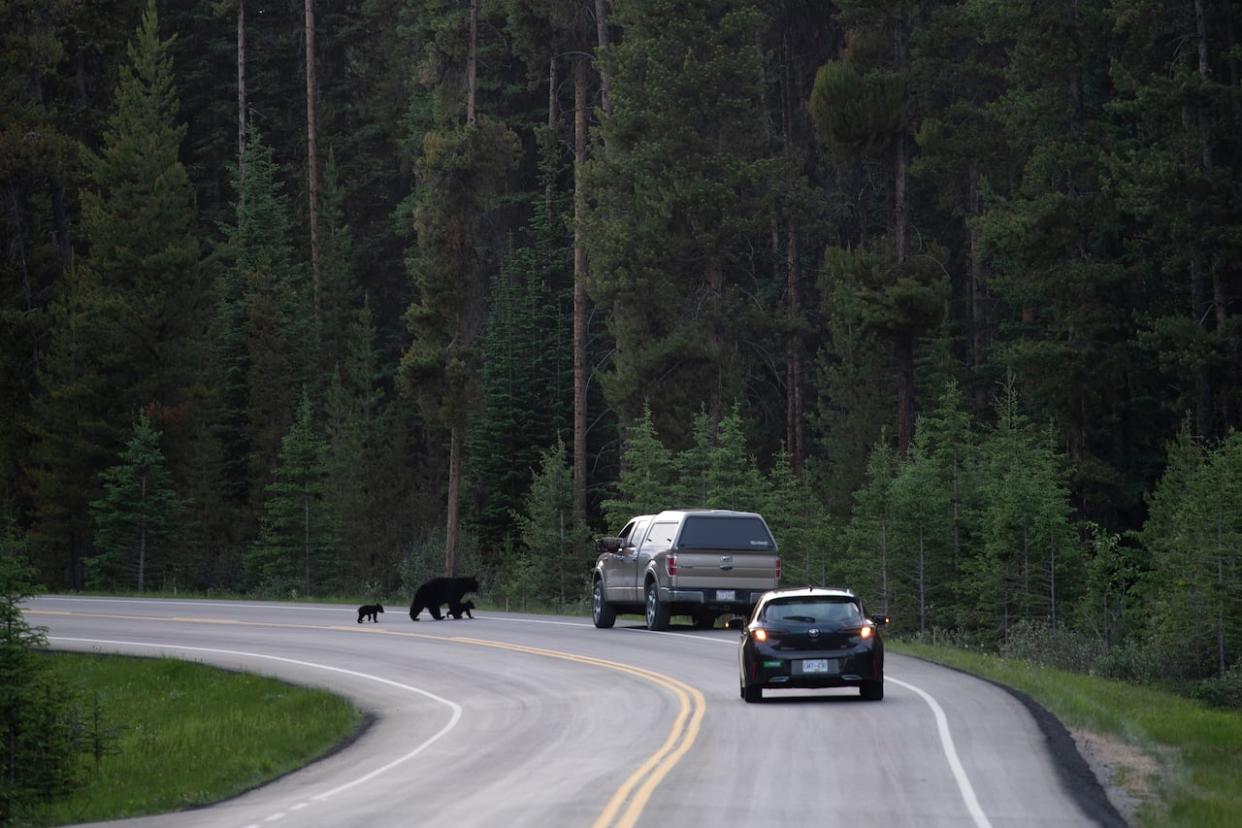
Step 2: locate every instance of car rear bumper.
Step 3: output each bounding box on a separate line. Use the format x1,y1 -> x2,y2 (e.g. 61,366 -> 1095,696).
742,643 -> 883,688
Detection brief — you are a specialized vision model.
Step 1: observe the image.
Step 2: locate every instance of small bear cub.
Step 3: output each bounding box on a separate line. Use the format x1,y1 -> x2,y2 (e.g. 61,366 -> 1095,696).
447,599 -> 475,620
357,604 -> 384,623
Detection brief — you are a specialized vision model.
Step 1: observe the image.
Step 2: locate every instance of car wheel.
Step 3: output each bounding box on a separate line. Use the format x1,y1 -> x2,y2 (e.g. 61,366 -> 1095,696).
860,680 -> 884,701
692,610 -> 716,630
645,581 -> 670,631
592,579 -> 616,629
740,680 -> 762,703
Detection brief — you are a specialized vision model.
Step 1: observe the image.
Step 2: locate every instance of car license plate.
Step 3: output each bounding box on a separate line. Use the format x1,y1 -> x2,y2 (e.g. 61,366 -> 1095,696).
716,589 -> 735,601
800,659 -> 837,674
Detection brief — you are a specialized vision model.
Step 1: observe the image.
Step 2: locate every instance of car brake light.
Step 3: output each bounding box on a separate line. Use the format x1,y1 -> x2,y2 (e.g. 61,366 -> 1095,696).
753,628 -> 768,642
775,556 -> 781,581
667,554 -> 677,576
860,625 -> 873,639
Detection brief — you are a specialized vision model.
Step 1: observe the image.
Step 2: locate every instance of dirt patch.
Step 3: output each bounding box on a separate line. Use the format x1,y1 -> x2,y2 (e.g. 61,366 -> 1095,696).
1071,728 -> 1164,826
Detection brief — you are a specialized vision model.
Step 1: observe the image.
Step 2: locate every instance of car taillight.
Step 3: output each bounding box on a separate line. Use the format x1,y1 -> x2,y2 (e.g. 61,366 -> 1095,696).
775,556 -> 781,581
667,554 -> 677,576
860,625 -> 874,640
753,628 -> 768,642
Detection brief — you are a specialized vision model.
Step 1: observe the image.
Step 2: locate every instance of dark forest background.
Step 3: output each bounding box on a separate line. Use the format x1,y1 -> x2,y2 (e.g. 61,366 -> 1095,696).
2,0 -> 1240,691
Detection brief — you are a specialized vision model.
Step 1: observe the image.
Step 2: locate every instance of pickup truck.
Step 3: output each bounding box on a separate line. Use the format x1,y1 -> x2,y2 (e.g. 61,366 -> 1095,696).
590,509 -> 781,631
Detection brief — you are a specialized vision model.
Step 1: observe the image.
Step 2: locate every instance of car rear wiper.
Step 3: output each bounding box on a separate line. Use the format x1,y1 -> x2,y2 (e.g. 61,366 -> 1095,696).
782,615 -> 816,623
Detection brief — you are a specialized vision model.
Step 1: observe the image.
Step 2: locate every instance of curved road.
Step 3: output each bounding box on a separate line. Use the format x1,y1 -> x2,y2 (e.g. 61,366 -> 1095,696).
25,596 -> 1111,827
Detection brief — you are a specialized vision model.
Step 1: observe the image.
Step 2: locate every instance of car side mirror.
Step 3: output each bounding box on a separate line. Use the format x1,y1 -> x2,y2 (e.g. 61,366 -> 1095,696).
869,614 -> 890,626
725,617 -> 745,631
597,537 -> 624,554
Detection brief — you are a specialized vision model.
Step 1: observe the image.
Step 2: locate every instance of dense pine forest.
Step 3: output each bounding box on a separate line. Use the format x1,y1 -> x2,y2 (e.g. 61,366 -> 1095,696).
1,0 -> 1240,694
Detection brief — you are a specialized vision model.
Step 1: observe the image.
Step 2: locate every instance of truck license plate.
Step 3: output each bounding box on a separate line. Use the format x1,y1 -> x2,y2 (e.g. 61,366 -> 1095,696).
716,589 -> 735,601
801,659 -> 836,674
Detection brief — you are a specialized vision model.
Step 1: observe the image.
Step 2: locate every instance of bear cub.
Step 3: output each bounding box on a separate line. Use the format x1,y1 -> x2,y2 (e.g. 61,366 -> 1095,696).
447,599 -> 475,620
357,604 -> 384,623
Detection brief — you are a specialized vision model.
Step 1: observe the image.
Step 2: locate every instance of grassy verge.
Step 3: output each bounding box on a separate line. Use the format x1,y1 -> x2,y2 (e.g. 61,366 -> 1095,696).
31,652 -> 364,826
890,640 -> 1242,827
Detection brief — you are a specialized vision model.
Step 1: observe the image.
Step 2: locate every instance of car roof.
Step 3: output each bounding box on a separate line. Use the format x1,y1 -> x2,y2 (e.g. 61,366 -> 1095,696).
757,586 -> 856,603
649,509 -> 765,520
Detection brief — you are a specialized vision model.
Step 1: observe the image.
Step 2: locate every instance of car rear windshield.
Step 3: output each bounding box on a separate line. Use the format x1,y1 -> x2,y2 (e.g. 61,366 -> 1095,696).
762,598 -> 861,624
677,515 -> 774,550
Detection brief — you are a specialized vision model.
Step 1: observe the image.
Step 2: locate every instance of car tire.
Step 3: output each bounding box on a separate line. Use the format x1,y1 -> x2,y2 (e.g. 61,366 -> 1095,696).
645,581 -> 670,631
692,610 -> 716,630
860,680 -> 884,701
592,579 -> 616,629
740,680 -> 762,703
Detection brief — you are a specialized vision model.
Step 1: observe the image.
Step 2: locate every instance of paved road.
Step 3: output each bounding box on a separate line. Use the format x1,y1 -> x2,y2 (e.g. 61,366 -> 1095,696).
25,596 -> 1109,827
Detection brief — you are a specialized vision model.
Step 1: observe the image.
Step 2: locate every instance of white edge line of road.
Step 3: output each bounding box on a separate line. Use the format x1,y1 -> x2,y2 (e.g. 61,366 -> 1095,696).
47,636 -> 463,805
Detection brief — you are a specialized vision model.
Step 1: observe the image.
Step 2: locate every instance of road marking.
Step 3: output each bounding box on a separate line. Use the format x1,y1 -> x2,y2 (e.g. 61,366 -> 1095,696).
37,611 -> 704,828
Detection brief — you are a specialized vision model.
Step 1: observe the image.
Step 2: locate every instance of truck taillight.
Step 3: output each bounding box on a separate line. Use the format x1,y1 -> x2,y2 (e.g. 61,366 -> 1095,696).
667,554 -> 677,576
775,556 -> 781,582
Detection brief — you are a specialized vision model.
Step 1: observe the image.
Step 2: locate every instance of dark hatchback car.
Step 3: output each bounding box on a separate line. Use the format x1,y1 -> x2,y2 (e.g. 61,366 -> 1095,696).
736,587 -> 888,702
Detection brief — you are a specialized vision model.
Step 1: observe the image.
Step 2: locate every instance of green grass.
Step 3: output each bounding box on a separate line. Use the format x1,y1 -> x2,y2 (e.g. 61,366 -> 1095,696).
890,640 -> 1242,827
31,652 -> 364,826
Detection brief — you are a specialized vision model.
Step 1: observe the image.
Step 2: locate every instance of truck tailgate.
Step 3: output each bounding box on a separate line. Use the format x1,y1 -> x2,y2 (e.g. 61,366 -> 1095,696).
672,550 -> 779,590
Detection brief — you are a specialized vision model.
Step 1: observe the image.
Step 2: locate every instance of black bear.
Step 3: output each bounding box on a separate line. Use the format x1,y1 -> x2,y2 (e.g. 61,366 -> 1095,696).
446,599 -> 475,620
409,576 -> 479,621
357,604 -> 384,623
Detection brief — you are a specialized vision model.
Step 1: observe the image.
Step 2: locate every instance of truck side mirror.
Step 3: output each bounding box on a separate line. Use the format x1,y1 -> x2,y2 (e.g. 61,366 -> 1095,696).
597,537 -> 624,554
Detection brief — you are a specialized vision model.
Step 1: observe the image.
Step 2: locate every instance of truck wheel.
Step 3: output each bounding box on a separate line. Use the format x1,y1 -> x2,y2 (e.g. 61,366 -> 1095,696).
592,579 -> 616,629
645,582 -> 670,631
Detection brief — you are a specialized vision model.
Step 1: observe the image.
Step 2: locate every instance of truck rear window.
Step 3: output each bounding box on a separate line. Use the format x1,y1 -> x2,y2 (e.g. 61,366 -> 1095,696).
677,516 -> 774,550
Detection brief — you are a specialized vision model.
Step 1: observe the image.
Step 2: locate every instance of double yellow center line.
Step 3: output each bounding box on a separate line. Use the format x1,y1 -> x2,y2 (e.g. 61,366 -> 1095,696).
26,608 -> 706,828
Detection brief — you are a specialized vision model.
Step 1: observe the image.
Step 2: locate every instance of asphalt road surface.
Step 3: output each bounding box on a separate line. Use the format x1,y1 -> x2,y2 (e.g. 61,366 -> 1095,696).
24,596 -> 1115,828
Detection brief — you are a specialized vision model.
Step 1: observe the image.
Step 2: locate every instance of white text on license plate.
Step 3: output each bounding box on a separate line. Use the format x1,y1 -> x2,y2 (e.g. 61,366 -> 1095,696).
802,659 -> 832,674
716,589 -> 735,601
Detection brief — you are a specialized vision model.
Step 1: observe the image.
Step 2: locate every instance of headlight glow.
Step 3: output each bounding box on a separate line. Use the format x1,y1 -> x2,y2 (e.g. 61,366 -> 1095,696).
753,628 -> 768,642
860,625 -> 874,640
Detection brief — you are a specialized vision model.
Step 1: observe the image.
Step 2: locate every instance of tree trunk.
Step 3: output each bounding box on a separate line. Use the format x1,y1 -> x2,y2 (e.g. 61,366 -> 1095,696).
445,426 -> 461,576
918,524 -> 925,635
896,334 -> 914,456
138,479 -> 147,593
968,162 -> 984,385
880,519 -> 889,615
786,223 -> 804,472
238,0 -> 246,187
594,0 -> 612,119
892,15 -> 910,266
572,55 -> 588,533
466,0 -> 478,125
305,0 -> 321,316
304,492 -> 311,594
545,55 -> 557,228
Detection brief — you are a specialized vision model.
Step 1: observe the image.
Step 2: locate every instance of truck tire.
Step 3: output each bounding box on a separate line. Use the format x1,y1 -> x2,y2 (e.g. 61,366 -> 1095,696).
645,581 -> 670,631
592,578 -> 616,629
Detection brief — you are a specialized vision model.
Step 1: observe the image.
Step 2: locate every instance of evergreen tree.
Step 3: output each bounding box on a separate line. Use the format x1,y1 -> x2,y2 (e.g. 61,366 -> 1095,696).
88,413 -> 181,592
246,389 -> 336,595
516,438 -> 588,608
704,405 -> 768,511
0,528 -> 91,820
845,434 -> 898,616
764,451 -> 836,588
27,1 -> 199,588
601,404 -> 678,530
585,0 -> 779,441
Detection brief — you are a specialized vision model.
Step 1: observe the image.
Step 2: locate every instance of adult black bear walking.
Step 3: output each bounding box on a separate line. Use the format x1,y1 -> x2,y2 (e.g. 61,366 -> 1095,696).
409,576 -> 479,621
